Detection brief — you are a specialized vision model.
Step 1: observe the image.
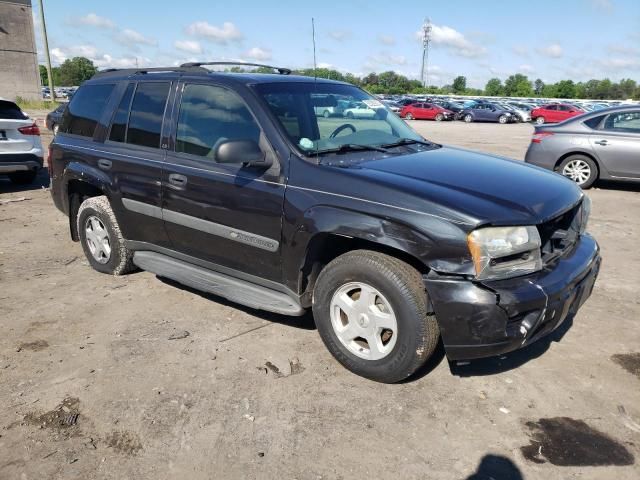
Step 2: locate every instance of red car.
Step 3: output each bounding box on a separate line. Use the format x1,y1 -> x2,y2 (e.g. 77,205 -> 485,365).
531,103 -> 584,124
400,102 -> 454,121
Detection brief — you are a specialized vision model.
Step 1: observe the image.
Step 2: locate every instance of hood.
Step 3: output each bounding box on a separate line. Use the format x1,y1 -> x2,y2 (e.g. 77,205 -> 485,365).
346,146 -> 582,226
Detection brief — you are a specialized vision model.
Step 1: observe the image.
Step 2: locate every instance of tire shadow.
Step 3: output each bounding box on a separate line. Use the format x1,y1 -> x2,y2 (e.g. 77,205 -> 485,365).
0,167 -> 50,193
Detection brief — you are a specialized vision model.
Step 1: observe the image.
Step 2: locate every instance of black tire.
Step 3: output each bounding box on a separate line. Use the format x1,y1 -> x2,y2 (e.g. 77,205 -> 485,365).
323,110 -> 330,118
405,112 -> 414,120
77,195 -> 135,275
8,170 -> 37,185
346,111 -> 354,119
557,155 -> 598,189
313,250 -> 439,383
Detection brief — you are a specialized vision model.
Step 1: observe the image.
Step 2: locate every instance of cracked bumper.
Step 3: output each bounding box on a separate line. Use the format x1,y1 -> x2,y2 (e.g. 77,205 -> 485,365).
424,234 -> 601,361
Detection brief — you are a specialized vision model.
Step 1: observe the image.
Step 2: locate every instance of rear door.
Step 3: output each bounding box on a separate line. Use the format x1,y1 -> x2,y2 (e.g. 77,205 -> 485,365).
161,82 -> 285,282
101,81 -> 172,248
590,110 -> 640,178
545,105 -> 559,122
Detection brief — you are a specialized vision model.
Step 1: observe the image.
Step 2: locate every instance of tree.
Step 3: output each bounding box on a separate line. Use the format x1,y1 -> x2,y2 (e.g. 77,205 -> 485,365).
452,76 -> 467,94
57,57 -> 98,86
534,78 -> 545,96
484,78 -> 504,96
503,74 -> 532,97
555,80 -> 576,99
619,78 -> 637,99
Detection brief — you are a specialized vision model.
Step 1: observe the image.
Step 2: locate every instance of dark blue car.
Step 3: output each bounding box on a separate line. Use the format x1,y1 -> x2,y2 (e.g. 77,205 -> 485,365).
459,102 -> 515,124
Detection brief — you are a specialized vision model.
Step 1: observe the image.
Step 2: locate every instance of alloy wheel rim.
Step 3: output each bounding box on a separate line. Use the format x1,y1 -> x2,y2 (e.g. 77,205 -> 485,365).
330,282 -> 398,361
563,160 -> 591,185
84,215 -> 111,264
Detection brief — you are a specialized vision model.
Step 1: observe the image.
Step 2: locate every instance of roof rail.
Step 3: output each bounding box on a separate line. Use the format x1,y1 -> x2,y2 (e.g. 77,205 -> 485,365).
92,65 -> 209,79
180,61 -> 291,75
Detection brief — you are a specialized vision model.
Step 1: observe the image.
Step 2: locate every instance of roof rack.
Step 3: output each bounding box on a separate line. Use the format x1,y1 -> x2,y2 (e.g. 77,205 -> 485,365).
180,61 -> 291,75
92,65 -> 209,79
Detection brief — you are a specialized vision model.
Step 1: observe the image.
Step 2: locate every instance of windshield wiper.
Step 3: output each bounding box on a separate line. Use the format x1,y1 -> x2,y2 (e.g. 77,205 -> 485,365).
380,137 -> 434,148
315,143 -> 389,154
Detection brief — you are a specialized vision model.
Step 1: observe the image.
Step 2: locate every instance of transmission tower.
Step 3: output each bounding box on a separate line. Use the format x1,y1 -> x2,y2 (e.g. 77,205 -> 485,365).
420,18 -> 432,88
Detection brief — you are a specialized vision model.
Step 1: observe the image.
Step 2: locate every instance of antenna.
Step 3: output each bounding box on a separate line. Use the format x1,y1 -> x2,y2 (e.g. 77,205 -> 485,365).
311,17 -> 317,79
420,18 -> 433,88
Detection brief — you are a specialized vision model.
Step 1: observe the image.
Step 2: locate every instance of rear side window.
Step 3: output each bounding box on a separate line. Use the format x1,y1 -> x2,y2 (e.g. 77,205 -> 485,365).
603,111 -> 640,133
109,83 -> 135,143
127,82 -> 170,149
0,101 -> 28,120
176,84 -> 260,158
61,84 -> 115,137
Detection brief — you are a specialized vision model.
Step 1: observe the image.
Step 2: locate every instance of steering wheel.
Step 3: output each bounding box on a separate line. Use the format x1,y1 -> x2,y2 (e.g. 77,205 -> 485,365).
329,123 -> 356,138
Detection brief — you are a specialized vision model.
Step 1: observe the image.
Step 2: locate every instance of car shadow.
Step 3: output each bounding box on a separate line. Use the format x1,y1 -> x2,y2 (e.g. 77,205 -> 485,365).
594,179 -> 640,193
448,314 -> 574,377
0,167 -> 50,193
465,454 -> 524,480
156,276 -> 317,331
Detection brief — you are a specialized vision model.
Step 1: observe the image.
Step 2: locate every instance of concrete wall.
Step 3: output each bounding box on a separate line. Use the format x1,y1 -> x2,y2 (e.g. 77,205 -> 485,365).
0,0 -> 41,101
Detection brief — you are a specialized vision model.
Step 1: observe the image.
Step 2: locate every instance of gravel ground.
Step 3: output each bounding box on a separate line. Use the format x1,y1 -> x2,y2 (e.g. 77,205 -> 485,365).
1,115 -> 639,480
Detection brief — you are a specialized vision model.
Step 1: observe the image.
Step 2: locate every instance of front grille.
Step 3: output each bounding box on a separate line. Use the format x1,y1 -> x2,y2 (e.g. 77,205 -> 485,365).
538,203 -> 582,265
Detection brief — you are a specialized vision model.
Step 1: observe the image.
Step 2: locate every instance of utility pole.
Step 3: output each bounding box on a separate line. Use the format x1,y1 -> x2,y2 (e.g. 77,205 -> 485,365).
420,18 -> 432,89
37,0 -> 55,101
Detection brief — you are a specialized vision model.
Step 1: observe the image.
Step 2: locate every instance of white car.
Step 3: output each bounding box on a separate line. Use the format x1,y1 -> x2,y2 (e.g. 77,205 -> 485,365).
0,99 -> 44,185
343,101 -> 379,119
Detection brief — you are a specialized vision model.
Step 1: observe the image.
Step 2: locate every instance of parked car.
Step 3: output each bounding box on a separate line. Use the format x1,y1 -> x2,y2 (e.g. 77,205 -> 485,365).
433,100 -> 465,119
459,103 -> 515,123
49,64 -> 600,383
0,98 -> 43,184
382,101 -> 401,113
400,102 -> 454,121
343,101 -> 378,119
525,105 -> 640,188
531,103 -> 584,124
46,103 -> 66,135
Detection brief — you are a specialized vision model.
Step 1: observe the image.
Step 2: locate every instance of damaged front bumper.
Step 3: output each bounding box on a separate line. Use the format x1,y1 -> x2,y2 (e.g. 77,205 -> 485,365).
425,234 -> 601,361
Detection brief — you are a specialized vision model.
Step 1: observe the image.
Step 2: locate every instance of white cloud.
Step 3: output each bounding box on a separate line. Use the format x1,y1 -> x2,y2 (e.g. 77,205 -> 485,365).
115,29 -> 157,48
519,64 -> 534,73
185,21 -> 243,44
328,30 -> 351,42
242,47 -> 272,61
174,40 -> 203,54
49,45 -> 151,70
317,62 -> 334,69
74,13 -> 115,29
598,57 -> 640,70
536,44 -> 563,58
512,45 -> 529,57
377,34 -> 396,46
50,45 -> 99,64
364,52 -> 408,71
415,24 -> 486,58
591,0 -> 613,12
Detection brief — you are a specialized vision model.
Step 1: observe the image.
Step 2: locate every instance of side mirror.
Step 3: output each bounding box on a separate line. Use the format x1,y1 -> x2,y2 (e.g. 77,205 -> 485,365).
215,139 -> 272,168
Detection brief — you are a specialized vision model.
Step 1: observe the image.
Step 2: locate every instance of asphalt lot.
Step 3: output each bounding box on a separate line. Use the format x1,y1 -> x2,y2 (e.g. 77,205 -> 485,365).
1,116 -> 639,480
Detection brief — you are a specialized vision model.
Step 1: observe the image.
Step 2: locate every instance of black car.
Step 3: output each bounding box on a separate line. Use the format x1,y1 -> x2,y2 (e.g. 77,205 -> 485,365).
49,63 -> 600,383
45,103 -> 66,135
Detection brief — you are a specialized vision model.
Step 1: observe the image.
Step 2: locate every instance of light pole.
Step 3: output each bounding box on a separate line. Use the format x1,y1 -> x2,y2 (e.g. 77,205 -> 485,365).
420,18 -> 432,89
37,0 -> 55,101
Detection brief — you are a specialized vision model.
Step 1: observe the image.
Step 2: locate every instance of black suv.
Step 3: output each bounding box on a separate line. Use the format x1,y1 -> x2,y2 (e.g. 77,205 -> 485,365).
50,63 -> 601,383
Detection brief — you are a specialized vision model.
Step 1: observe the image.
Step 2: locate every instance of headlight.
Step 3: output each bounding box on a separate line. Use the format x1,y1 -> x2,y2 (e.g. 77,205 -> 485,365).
467,226 -> 542,280
578,195 -> 591,234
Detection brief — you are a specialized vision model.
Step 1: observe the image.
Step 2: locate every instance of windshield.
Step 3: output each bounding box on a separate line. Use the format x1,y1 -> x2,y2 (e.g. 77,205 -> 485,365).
254,82 -> 423,155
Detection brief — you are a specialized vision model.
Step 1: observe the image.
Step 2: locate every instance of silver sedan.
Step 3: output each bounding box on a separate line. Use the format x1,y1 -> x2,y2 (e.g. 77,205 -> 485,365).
524,105 -> 640,188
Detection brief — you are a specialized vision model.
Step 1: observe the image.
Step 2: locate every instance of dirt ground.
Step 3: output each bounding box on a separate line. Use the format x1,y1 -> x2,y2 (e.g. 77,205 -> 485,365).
1,116 -> 639,480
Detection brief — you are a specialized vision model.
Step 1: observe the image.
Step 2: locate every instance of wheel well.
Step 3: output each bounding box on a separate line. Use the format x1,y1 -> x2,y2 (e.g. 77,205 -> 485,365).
554,151 -> 600,175
298,233 -> 428,303
67,180 -> 106,241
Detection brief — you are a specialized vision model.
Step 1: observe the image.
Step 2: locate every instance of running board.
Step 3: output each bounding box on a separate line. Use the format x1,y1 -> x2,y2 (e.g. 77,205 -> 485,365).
133,251 -> 305,316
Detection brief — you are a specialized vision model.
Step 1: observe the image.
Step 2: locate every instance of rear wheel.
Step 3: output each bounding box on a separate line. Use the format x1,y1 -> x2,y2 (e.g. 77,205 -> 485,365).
405,112 -> 414,120
535,116 -> 545,125
435,113 -> 444,121
323,110 -> 330,118
8,170 -> 37,185
77,196 -> 135,275
464,114 -> 473,123
313,250 -> 439,383
558,155 -> 598,189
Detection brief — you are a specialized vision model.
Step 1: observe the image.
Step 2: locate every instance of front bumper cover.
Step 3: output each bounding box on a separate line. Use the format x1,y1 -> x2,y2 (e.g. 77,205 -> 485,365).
425,234 -> 600,361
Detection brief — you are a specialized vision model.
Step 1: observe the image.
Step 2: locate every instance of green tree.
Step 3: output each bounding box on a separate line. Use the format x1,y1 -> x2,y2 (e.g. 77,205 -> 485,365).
555,80 -> 576,98
618,78 -> 637,99
534,78 -> 545,96
541,83 -> 559,98
452,75 -> 467,94
503,74 -> 532,97
57,57 -> 98,86
39,65 -> 48,85
484,78 -> 504,96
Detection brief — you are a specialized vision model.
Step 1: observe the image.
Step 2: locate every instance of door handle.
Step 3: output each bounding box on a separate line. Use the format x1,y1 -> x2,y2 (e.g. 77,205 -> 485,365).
168,173 -> 188,188
98,159 -> 112,170
594,139 -> 608,146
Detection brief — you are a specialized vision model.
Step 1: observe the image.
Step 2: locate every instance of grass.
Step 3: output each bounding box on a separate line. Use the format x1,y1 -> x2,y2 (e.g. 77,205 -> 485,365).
15,96 -> 58,111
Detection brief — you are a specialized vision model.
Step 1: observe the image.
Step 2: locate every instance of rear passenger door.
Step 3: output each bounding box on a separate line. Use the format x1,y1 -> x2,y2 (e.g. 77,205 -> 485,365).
102,81 -> 173,248
161,82 -> 285,282
590,110 -> 640,178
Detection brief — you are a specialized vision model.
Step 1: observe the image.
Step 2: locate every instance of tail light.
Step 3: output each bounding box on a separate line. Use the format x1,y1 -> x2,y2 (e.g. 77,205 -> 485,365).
18,123 -> 40,136
48,144 -> 53,175
531,132 -> 554,143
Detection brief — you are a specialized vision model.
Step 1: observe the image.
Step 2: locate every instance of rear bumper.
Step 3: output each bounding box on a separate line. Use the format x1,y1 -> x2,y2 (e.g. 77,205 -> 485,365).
425,234 -> 600,361
0,153 -> 43,173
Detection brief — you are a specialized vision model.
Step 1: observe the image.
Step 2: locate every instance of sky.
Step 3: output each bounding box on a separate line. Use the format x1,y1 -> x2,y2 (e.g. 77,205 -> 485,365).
31,0 -> 640,88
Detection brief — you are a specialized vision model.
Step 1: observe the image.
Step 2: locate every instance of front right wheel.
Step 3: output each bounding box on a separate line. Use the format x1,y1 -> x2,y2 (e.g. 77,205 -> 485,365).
313,250 -> 439,383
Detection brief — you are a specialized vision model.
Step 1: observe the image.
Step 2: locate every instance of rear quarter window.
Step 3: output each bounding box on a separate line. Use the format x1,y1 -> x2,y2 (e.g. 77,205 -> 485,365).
60,84 -> 115,137
583,115 -> 605,129
0,100 -> 28,120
